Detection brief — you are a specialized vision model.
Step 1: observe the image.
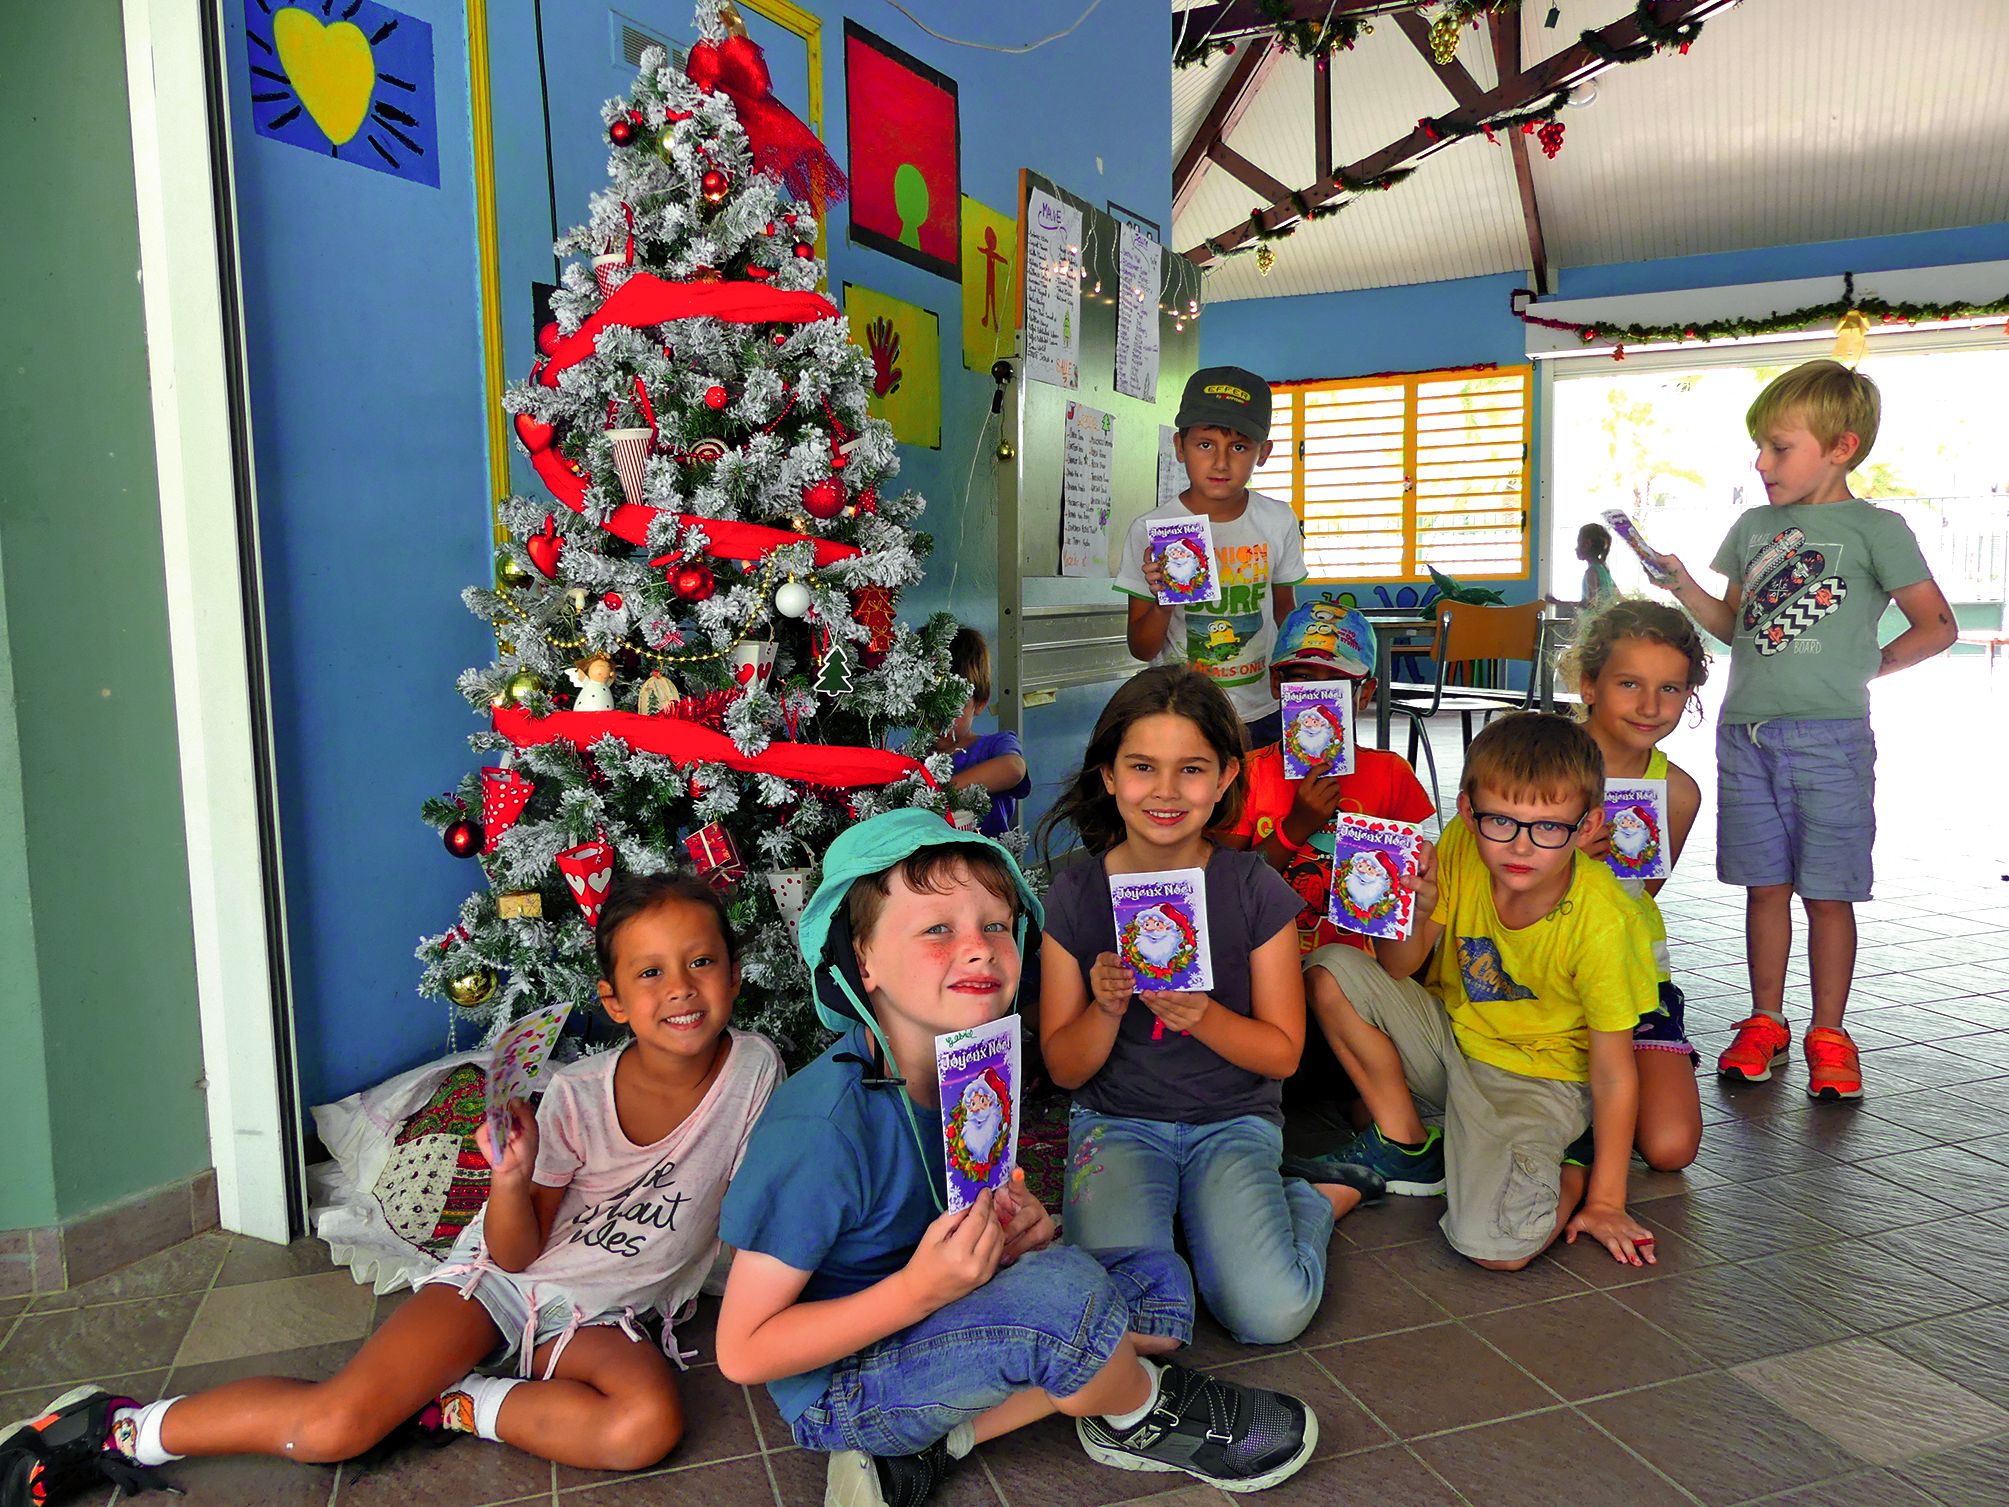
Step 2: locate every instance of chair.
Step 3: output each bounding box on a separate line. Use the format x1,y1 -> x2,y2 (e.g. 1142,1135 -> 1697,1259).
1387,600 -> 1544,785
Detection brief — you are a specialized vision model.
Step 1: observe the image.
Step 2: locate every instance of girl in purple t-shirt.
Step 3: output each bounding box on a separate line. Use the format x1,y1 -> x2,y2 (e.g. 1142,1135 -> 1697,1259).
21,874 -> 778,1498
1035,666 -> 1381,1348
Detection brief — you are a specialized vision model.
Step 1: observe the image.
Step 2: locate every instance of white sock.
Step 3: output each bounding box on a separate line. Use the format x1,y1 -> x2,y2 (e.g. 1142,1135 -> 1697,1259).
440,1373 -> 522,1442
108,1398 -> 184,1467
943,1421 -> 977,1459
1098,1359 -> 1162,1432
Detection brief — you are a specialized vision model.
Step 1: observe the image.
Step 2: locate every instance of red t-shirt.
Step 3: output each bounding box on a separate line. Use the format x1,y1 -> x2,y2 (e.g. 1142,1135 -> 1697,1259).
1229,745 -> 1437,956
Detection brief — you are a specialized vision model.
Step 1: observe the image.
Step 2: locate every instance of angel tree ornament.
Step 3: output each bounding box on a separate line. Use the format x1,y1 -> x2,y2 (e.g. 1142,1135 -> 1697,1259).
566,656 -> 617,712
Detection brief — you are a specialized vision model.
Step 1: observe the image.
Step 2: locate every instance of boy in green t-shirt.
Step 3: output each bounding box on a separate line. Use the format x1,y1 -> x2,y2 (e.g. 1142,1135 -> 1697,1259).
1304,714 -> 1660,1271
1653,360 -> 1956,1102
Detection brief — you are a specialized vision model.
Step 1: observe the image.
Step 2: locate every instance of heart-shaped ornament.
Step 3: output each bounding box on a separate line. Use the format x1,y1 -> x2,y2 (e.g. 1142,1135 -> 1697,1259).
272,9 -> 376,147
588,870 -> 611,893
734,663 -> 756,685
527,520 -> 564,578
514,412 -> 555,453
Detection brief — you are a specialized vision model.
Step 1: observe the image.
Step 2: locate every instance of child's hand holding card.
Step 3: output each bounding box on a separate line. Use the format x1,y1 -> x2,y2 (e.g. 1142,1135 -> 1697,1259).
483,1003 -> 572,1162
1328,816 -> 1424,940
1600,509 -> 1678,588
1144,518 -> 1221,607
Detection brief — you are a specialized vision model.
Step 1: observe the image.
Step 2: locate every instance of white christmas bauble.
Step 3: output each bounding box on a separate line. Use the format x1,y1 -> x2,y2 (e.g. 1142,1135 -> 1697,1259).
774,581 -> 813,618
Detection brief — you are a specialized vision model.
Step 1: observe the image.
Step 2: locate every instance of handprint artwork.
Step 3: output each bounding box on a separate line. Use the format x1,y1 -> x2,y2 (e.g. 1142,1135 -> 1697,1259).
866,315 -> 903,396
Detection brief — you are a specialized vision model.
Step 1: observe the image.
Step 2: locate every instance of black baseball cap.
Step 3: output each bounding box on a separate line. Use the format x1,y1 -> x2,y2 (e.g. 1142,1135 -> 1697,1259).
1175,366 -> 1272,443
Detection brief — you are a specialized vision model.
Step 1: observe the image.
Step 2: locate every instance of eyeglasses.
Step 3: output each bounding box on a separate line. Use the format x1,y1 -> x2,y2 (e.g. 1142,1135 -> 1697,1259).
1470,810 -> 1587,850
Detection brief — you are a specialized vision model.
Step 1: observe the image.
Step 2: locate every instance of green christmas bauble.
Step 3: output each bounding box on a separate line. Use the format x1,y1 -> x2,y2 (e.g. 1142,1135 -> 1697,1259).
504,670 -> 543,705
497,555 -> 533,589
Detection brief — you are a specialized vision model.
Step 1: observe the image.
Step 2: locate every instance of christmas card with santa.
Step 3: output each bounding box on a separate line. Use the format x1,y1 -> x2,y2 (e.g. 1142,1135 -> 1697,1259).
1110,868 -> 1213,994
1600,509 -> 1678,587
484,1002 -> 573,1158
1602,778 -> 1670,880
1328,815 -> 1423,941
1279,681 -> 1357,779
935,1015 -> 1021,1212
1145,517 -> 1221,606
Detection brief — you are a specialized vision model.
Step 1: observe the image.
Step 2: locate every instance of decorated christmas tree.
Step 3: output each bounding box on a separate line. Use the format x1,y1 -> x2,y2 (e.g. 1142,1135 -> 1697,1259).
417,5 -> 983,1055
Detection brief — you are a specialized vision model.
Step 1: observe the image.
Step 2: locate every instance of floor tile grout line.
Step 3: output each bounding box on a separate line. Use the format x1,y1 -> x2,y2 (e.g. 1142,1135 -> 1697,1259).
755,1448 -> 788,1507
1563,1398 -> 1716,1507
1391,1440 -> 1483,1507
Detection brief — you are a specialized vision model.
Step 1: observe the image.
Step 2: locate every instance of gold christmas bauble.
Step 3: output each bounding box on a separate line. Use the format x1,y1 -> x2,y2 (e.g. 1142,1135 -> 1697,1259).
497,555 -> 533,589
445,966 -> 497,1008
504,670 -> 543,705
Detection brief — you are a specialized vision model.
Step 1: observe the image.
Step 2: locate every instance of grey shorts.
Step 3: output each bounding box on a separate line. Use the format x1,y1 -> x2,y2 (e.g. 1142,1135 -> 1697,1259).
1307,945 -> 1590,1264
1715,717 -> 1875,901
416,1261 -> 646,1378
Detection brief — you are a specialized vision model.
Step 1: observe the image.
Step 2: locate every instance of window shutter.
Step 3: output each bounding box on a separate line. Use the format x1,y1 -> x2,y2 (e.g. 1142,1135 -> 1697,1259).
1262,367 -> 1531,582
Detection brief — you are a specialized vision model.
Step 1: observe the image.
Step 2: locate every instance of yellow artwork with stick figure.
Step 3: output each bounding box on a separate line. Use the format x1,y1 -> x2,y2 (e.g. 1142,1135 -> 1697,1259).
960,197 -> 1016,371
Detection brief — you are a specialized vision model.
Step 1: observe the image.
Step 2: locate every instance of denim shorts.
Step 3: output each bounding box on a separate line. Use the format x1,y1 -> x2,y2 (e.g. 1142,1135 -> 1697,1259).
788,1243 -> 1192,1457
1715,717 -> 1875,901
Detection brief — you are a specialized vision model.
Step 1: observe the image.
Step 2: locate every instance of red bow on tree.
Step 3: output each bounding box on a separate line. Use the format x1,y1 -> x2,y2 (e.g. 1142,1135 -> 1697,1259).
685,31 -> 849,205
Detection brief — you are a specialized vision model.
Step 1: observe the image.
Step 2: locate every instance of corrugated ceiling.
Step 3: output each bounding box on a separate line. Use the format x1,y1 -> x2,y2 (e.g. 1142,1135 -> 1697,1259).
1172,0 -> 2009,303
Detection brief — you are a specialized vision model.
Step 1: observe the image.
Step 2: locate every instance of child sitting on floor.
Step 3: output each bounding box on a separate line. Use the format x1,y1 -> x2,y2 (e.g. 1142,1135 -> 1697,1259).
714,810 -> 1318,1506
1214,601 -> 1447,1197
1304,713 -> 1660,1271
3,873 -> 780,1501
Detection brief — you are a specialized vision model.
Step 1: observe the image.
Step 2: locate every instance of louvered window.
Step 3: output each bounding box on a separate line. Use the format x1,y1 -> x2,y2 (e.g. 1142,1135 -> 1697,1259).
1250,366 -> 1532,582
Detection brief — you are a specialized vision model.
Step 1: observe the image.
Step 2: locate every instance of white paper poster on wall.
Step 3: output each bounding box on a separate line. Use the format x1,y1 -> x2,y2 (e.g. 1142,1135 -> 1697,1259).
1060,400 -> 1115,576
1023,188 -> 1082,388
1114,224 -> 1161,401
1156,424 -> 1184,512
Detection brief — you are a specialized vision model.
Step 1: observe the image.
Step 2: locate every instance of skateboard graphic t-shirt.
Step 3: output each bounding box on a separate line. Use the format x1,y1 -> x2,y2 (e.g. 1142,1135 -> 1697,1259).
1709,501 -> 1929,724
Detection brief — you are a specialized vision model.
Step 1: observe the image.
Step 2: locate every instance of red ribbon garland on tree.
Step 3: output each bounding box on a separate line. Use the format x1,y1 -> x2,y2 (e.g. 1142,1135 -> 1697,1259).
684,34 -> 849,205
492,705 -> 936,791
535,274 -> 838,388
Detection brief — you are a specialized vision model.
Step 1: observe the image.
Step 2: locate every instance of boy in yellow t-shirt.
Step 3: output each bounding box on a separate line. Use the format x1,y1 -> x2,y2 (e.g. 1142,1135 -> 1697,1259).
1304,713 -> 1659,1271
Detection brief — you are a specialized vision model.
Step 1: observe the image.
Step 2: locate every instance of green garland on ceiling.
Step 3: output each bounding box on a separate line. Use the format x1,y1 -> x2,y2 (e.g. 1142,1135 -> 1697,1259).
1511,278 -> 2009,352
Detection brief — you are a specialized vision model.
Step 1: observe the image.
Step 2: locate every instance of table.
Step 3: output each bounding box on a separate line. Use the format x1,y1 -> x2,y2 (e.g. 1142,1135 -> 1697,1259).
1370,617 -> 1440,750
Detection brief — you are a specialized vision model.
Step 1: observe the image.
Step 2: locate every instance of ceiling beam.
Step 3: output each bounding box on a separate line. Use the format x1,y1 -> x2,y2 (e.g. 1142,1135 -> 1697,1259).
1183,0 -> 1742,266
1209,141 -> 1294,204
1489,11 -> 1551,295
1172,36 -> 1284,221
1173,1 -> 1402,48
1393,8 -> 1485,108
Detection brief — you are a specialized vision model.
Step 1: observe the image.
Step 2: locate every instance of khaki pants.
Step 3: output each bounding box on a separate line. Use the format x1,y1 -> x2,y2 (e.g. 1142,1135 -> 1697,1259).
1306,945 -> 1590,1263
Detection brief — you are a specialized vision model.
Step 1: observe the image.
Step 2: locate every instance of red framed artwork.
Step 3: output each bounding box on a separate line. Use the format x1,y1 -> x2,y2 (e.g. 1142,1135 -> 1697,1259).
842,21 -> 961,281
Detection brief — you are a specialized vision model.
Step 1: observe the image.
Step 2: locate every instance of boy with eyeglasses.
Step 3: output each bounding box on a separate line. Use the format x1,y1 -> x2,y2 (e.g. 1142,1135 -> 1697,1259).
1303,713 -> 1661,1271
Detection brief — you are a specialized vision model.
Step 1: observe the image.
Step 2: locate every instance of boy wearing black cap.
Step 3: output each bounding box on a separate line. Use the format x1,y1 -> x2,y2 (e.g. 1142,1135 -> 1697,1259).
714,810 -> 1318,1506
1118,365 -> 1307,747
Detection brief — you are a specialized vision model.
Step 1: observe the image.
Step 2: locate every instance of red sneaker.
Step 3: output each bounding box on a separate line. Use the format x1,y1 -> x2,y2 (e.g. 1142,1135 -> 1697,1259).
1717,1013 -> 1792,1083
1804,1027 -> 1863,1101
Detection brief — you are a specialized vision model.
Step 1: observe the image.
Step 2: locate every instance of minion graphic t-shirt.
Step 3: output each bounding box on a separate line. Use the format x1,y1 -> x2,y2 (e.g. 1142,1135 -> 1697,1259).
1117,490 -> 1308,722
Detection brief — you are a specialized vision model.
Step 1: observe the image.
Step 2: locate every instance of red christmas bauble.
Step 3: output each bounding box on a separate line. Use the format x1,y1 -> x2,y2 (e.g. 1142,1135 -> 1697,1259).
771,331 -> 788,346
792,242 -> 814,260
703,384 -> 730,410
602,592 -> 623,609
536,321 -> 562,356
608,118 -> 636,146
672,563 -> 715,601
700,168 -> 730,203
802,477 -> 845,519
443,819 -> 483,859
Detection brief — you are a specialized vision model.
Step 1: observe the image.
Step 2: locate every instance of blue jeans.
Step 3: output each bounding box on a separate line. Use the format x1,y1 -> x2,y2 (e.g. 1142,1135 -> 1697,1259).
788,1243 -> 1191,1457
1064,1109 -> 1334,1345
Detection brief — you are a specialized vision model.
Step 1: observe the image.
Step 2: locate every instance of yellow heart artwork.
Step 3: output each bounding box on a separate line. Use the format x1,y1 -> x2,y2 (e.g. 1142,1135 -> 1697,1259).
272,7 -> 377,148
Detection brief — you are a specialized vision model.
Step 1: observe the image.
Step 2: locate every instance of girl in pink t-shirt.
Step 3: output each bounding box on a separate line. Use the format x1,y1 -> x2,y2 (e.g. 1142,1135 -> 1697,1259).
19,874 -> 779,1494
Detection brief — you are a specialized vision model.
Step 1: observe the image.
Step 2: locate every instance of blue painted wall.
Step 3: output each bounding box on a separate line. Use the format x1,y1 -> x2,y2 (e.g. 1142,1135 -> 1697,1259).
234,0 -> 1169,1103
1201,220 -> 2009,606
225,0 -> 496,1106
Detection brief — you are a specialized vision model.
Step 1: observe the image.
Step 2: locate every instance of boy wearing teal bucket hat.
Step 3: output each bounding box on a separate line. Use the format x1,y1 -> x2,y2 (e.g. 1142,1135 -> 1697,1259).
716,810 -> 1318,1505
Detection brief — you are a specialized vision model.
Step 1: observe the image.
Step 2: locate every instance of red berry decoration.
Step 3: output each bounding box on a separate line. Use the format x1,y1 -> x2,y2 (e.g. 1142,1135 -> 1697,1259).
602,592 -> 623,609
536,321 -> 562,356
700,168 -> 730,203
763,221 -> 777,235
771,331 -> 788,346
608,117 -> 636,147
1537,120 -> 1565,158
802,477 -> 845,519
443,819 -> 483,859
792,242 -> 814,259
672,562 -> 716,602
703,384 -> 730,410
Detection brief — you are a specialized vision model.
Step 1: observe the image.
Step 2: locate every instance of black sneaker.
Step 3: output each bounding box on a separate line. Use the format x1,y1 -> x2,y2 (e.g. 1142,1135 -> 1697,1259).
824,1438 -> 954,1507
1075,1363 -> 1316,1493
0,1387 -> 166,1507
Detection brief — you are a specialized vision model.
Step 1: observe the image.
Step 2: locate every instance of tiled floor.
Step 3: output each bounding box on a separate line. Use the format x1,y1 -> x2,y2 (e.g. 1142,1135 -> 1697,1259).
3,658 -> 2005,1506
